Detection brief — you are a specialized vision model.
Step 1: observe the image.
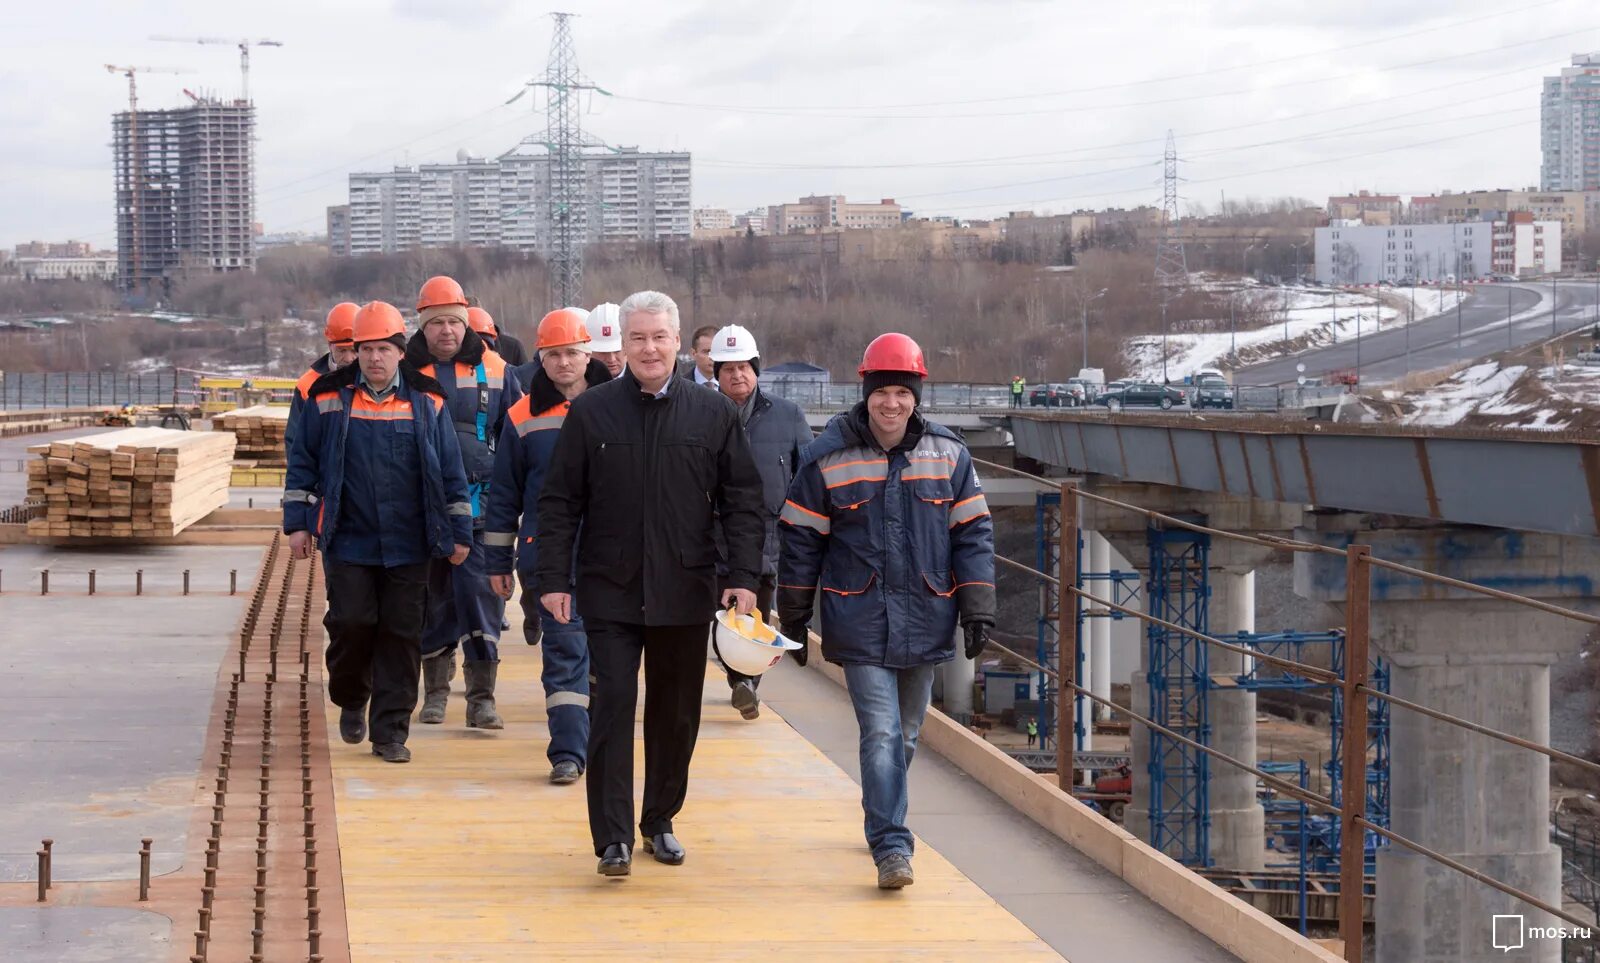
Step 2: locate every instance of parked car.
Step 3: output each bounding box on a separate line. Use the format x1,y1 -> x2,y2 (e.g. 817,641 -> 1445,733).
1098,382 -> 1187,411
1396,276 -> 1416,286
1029,383 -> 1072,407
1063,378 -> 1096,404
1192,375 -> 1235,410
1492,273 -> 1518,282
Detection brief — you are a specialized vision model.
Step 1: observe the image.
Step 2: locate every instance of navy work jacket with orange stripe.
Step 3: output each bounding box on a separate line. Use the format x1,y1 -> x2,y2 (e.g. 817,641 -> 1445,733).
283,363 -> 473,566
403,328 -> 522,520
777,403 -> 995,669
285,353 -> 335,455
483,359 -> 612,578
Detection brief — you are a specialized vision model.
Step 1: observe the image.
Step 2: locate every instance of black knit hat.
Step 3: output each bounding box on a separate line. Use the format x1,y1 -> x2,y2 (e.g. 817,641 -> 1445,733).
862,369 -> 922,405
712,358 -> 760,380
356,333 -> 407,352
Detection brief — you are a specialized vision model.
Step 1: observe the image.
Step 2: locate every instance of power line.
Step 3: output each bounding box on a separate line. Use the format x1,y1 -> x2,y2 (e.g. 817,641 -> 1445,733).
609,24 -> 1598,121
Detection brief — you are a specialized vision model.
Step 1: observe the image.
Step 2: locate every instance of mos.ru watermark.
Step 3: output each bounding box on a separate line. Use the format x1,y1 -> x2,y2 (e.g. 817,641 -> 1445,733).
1492,914 -> 1592,952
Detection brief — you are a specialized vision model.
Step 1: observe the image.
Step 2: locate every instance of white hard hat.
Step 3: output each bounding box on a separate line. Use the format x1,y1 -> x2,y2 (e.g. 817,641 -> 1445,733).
709,324 -> 759,363
588,302 -> 622,352
712,608 -> 803,677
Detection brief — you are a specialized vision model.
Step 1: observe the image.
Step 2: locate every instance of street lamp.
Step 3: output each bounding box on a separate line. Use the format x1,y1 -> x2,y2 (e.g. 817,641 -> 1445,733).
1081,287 -> 1108,371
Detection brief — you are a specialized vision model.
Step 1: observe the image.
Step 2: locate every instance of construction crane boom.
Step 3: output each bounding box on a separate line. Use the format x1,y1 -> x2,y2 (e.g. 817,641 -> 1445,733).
149,35 -> 283,102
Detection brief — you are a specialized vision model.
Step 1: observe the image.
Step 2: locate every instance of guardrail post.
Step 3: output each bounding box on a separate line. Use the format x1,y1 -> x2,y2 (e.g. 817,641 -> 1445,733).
1058,481 -> 1078,791
1340,544 -> 1371,962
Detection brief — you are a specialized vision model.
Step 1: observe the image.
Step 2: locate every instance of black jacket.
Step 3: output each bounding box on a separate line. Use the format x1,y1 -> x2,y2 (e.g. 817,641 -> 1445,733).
494,331 -> 528,367
535,369 -> 766,626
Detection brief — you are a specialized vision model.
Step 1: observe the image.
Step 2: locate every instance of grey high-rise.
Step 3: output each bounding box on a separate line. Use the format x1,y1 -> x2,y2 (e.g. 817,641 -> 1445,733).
1541,52 -> 1600,191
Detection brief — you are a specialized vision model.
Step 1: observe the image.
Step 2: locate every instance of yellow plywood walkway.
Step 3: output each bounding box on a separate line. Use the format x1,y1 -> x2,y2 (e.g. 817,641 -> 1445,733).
327,610 -> 1064,961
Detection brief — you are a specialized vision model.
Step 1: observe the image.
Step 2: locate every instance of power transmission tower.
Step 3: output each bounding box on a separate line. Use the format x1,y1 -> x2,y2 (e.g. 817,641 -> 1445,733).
533,13 -> 600,309
1153,130 -> 1189,382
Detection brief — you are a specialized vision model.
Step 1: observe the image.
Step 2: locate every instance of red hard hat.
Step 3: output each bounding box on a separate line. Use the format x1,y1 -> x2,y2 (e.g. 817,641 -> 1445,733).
858,332 -> 928,377
352,301 -> 406,343
536,308 -> 592,350
323,302 -> 359,345
416,275 -> 468,311
466,306 -> 497,337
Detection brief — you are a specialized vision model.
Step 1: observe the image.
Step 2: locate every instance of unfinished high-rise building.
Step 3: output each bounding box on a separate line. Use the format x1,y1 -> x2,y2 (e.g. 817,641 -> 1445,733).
112,99 -> 255,295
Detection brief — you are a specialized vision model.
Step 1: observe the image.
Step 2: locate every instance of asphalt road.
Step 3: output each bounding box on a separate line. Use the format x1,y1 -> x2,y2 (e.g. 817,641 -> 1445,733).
1235,281 -> 1600,386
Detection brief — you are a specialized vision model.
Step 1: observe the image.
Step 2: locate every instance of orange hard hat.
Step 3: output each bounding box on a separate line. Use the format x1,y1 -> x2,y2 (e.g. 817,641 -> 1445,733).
536,308 -> 592,350
858,332 -> 928,377
416,275 -> 468,312
466,306 -> 497,337
352,301 -> 406,343
323,302 -> 359,345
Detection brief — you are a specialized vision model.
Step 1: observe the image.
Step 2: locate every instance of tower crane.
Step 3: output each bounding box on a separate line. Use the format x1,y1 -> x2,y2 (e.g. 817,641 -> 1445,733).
149,36 -> 283,102
105,64 -> 193,294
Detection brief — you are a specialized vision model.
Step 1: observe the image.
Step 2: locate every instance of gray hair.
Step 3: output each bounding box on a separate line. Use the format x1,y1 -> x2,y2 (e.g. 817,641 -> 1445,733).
618,290 -> 680,333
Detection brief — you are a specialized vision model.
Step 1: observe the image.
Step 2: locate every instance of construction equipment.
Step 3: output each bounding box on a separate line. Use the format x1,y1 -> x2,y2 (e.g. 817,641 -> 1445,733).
149,36 -> 282,102
105,64 -> 194,293
1073,764 -> 1133,823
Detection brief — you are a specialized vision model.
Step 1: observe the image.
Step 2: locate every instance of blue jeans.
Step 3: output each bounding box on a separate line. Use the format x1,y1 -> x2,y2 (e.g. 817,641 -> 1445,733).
518,571 -> 589,768
842,662 -> 936,863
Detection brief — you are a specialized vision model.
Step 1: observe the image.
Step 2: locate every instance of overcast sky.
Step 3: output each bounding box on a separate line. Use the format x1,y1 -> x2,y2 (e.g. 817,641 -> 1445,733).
2,0 -> 1597,249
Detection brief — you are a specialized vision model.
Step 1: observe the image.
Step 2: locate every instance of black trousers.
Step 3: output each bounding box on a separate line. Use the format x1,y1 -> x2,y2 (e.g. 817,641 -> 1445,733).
717,574 -> 776,689
323,558 -> 429,746
586,618 -> 708,855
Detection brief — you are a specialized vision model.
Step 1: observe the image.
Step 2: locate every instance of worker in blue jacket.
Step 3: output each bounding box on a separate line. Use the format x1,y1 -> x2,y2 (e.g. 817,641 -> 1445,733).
286,302 -> 359,455
485,308 -> 612,785
406,275 -> 524,730
777,332 -> 996,890
283,301 -> 473,764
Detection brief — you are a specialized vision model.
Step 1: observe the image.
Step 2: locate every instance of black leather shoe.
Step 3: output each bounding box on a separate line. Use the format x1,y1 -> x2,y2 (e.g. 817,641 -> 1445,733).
339,707 -> 366,744
597,842 -> 631,876
642,832 -> 685,865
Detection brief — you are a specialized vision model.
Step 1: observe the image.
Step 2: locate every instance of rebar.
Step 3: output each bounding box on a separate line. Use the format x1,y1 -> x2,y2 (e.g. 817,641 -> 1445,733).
139,838 -> 152,900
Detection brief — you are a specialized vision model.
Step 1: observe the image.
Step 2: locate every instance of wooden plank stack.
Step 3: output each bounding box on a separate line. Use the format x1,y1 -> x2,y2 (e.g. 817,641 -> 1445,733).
24,428 -> 236,538
212,406 -> 290,461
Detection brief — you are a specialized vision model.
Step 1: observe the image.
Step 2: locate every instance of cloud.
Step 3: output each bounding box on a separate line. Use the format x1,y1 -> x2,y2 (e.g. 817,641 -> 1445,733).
392,0 -> 515,23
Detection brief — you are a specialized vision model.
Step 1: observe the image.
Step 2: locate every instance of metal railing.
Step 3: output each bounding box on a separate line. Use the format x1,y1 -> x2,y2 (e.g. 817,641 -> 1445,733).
761,378 -> 1347,413
970,454 -> 1600,960
0,369 -> 190,409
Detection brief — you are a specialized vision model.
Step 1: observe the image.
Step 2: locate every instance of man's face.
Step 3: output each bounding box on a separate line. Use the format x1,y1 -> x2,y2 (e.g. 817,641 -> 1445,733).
542,345 -> 588,391
867,385 -> 916,438
358,341 -> 402,386
692,334 -> 714,378
422,315 -> 465,360
593,350 -> 625,378
624,311 -> 680,384
718,360 -> 757,405
329,343 -> 358,368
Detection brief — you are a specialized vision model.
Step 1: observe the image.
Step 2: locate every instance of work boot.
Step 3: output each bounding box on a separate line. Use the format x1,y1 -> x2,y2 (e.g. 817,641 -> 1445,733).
550,760 -> 581,785
730,680 -> 760,720
418,652 -> 454,725
877,854 -> 914,890
339,707 -> 366,744
372,742 -> 411,764
463,660 -> 504,729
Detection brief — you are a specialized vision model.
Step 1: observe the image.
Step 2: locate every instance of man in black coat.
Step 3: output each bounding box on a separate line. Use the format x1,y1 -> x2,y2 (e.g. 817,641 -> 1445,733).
536,289 -> 765,877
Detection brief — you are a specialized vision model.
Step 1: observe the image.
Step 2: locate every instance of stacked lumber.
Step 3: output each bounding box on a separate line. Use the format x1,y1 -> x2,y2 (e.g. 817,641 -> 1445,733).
212,406 -> 290,461
23,428 -> 236,538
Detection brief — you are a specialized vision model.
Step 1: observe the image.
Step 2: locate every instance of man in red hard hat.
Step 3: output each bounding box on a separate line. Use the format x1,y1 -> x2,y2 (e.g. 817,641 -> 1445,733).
284,301 -> 473,764
406,276 -> 524,730
287,302 -> 359,453
778,332 -> 996,889
485,308 -> 611,785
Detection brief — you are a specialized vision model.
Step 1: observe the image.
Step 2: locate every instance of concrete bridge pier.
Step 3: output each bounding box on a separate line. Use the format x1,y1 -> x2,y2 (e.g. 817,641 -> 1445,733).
1088,531 -> 1113,720
1083,482 -> 1301,871
1294,515 -> 1600,963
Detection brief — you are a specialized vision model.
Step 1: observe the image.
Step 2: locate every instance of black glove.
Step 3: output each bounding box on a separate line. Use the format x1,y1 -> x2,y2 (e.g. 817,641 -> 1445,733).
963,620 -> 991,661
782,621 -> 810,667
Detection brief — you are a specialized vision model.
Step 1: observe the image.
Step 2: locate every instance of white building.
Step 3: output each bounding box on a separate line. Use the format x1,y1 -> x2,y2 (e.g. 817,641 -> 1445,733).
693,208 -> 733,231
1314,219 -> 1560,283
344,147 -> 691,257
1541,52 -> 1600,191
15,256 -> 118,281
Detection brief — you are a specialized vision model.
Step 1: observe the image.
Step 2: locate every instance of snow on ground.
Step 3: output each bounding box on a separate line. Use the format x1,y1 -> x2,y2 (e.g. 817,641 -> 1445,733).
1125,279 -> 1465,382
1400,362 -> 1533,427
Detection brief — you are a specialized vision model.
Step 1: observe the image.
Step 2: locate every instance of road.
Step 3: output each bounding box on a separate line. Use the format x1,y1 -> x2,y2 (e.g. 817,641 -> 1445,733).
1236,280 -> 1600,386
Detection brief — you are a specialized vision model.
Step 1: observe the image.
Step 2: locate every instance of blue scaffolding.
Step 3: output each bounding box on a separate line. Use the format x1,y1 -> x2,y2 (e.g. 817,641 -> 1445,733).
1145,522 -> 1212,866
1035,492 -> 1140,754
